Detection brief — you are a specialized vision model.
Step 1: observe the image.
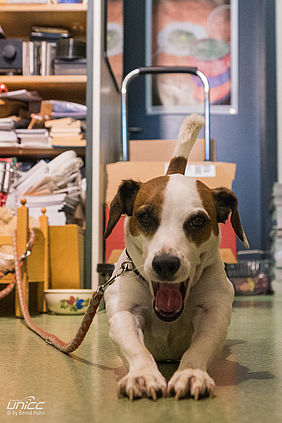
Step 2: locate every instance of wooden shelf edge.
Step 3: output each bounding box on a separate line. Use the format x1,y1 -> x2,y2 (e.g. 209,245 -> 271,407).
0,3 -> 87,12
0,146 -> 85,158
0,75 -> 87,84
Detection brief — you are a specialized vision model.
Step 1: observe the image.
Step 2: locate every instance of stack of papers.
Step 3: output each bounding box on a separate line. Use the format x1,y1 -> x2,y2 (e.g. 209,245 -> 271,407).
6,151 -> 83,226
45,100 -> 87,119
0,118 -> 18,147
24,193 -> 68,225
0,89 -> 42,103
15,129 -> 50,149
45,118 -> 86,147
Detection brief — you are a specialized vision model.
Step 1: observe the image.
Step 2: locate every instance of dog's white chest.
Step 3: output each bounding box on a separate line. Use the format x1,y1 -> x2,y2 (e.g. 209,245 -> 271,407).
143,312 -> 194,361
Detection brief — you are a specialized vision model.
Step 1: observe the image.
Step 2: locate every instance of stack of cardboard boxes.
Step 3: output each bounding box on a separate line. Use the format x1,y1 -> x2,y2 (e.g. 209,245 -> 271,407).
105,138 -> 237,265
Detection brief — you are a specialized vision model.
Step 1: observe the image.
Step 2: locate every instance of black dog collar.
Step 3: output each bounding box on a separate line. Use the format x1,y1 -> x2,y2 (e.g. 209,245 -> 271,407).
125,249 -> 146,282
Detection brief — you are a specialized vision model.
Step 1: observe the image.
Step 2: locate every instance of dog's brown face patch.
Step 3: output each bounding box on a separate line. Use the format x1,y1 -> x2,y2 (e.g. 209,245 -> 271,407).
130,176 -> 169,238
196,180 -> 219,235
183,180 -> 219,246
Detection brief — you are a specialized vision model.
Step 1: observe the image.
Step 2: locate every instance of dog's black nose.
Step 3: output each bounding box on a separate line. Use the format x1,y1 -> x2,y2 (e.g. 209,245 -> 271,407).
152,254 -> 180,279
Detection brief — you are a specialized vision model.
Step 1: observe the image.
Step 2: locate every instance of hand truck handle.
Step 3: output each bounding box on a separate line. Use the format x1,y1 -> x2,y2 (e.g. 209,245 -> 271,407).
138,66 -> 198,75
121,66 -> 211,162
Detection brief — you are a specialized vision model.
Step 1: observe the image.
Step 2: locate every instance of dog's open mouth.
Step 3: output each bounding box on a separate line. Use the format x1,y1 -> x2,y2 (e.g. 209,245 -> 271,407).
152,280 -> 189,322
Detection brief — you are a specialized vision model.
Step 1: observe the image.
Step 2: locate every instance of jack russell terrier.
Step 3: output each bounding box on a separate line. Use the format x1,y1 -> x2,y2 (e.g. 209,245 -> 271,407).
104,114 -> 249,400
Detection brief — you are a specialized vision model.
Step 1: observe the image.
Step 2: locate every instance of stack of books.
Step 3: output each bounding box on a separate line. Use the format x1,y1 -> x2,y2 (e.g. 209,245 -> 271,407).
54,58 -> 87,75
54,38 -> 86,75
22,26 -> 70,76
45,118 -> 86,147
0,118 -> 18,147
270,182 -> 282,293
15,129 -> 50,149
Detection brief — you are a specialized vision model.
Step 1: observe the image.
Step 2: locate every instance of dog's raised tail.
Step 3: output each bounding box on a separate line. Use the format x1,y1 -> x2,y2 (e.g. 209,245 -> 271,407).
166,113 -> 205,176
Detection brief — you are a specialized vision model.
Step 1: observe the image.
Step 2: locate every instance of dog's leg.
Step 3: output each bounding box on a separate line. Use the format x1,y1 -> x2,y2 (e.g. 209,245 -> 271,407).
168,300 -> 232,400
109,310 -> 167,400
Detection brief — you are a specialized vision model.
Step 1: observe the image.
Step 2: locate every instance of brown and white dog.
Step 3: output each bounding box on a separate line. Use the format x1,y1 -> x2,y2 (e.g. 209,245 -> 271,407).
104,114 -> 249,400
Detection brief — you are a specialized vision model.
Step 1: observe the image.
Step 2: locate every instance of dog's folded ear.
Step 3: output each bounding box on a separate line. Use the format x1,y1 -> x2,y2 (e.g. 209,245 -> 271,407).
105,179 -> 141,238
213,187 -> 249,248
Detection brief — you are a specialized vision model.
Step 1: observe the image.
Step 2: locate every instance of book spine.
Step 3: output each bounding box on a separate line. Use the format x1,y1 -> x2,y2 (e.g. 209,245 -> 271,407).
22,41 -> 27,75
46,42 -> 56,76
24,41 -> 31,76
40,41 -> 47,76
29,41 -> 34,76
33,41 -> 41,75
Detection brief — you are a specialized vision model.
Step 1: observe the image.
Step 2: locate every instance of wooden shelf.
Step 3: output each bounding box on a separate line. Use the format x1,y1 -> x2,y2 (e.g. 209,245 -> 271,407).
0,146 -> 85,159
0,75 -> 87,85
1,3 -> 87,12
0,75 -> 87,103
1,3 -> 87,38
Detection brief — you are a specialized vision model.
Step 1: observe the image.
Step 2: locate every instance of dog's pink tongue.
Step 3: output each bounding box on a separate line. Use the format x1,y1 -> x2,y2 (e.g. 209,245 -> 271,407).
155,284 -> 182,313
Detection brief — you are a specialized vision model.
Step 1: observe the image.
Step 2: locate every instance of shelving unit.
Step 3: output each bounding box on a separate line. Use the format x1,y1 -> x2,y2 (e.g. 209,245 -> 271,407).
1,1 -> 122,288
0,3 -> 87,102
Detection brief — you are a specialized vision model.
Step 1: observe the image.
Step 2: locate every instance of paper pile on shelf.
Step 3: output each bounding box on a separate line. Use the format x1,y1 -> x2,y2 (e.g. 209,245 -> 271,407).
270,182 -> 282,293
0,90 -> 42,103
46,100 -> 87,119
6,150 -> 85,226
0,118 -> 18,147
15,129 -> 50,149
45,117 -> 86,147
23,193 -> 69,225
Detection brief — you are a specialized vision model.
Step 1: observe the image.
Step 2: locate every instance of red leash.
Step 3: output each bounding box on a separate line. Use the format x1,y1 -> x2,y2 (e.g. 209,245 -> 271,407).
0,232 -> 133,354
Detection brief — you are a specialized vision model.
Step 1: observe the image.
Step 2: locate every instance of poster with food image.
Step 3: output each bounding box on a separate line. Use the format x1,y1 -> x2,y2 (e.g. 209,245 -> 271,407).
147,0 -> 237,113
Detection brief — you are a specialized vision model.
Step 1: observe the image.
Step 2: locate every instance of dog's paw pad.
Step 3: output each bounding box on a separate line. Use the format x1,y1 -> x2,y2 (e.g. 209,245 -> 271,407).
168,369 -> 215,400
118,370 -> 167,400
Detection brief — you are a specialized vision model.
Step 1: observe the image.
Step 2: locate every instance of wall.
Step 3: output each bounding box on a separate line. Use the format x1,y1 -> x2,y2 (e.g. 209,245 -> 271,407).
124,0 -> 277,251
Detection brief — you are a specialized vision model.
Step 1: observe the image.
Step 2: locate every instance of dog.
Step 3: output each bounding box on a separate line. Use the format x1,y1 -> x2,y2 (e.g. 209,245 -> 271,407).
104,114 -> 249,400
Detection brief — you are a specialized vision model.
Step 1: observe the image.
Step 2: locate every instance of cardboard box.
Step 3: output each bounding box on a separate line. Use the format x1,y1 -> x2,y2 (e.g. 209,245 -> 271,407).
49,225 -> 84,289
105,161 -> 237,264
129,138 -> 216,162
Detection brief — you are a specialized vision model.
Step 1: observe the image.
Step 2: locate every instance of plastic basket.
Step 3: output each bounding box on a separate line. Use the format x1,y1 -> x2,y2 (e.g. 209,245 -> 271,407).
225,250 -> 272,295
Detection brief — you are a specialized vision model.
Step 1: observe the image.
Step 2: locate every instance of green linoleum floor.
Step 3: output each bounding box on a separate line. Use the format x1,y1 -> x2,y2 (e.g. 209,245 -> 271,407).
1,295 -> 282,423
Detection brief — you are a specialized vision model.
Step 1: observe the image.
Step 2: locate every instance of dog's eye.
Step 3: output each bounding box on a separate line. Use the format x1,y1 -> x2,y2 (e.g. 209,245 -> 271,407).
191,215 -> 207,227
184,213 -> 208,231
137,212 -> 152,227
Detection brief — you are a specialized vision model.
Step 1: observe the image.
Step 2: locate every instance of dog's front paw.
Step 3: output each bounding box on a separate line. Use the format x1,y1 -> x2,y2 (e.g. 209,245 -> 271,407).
118,368 -> 167,400
168,369 -> 215,400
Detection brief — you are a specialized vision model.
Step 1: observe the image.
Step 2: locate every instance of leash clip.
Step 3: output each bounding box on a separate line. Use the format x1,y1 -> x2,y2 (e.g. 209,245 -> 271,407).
99,259 -> 135,292
120,260 -> 134,273
19,250 -> 31,262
